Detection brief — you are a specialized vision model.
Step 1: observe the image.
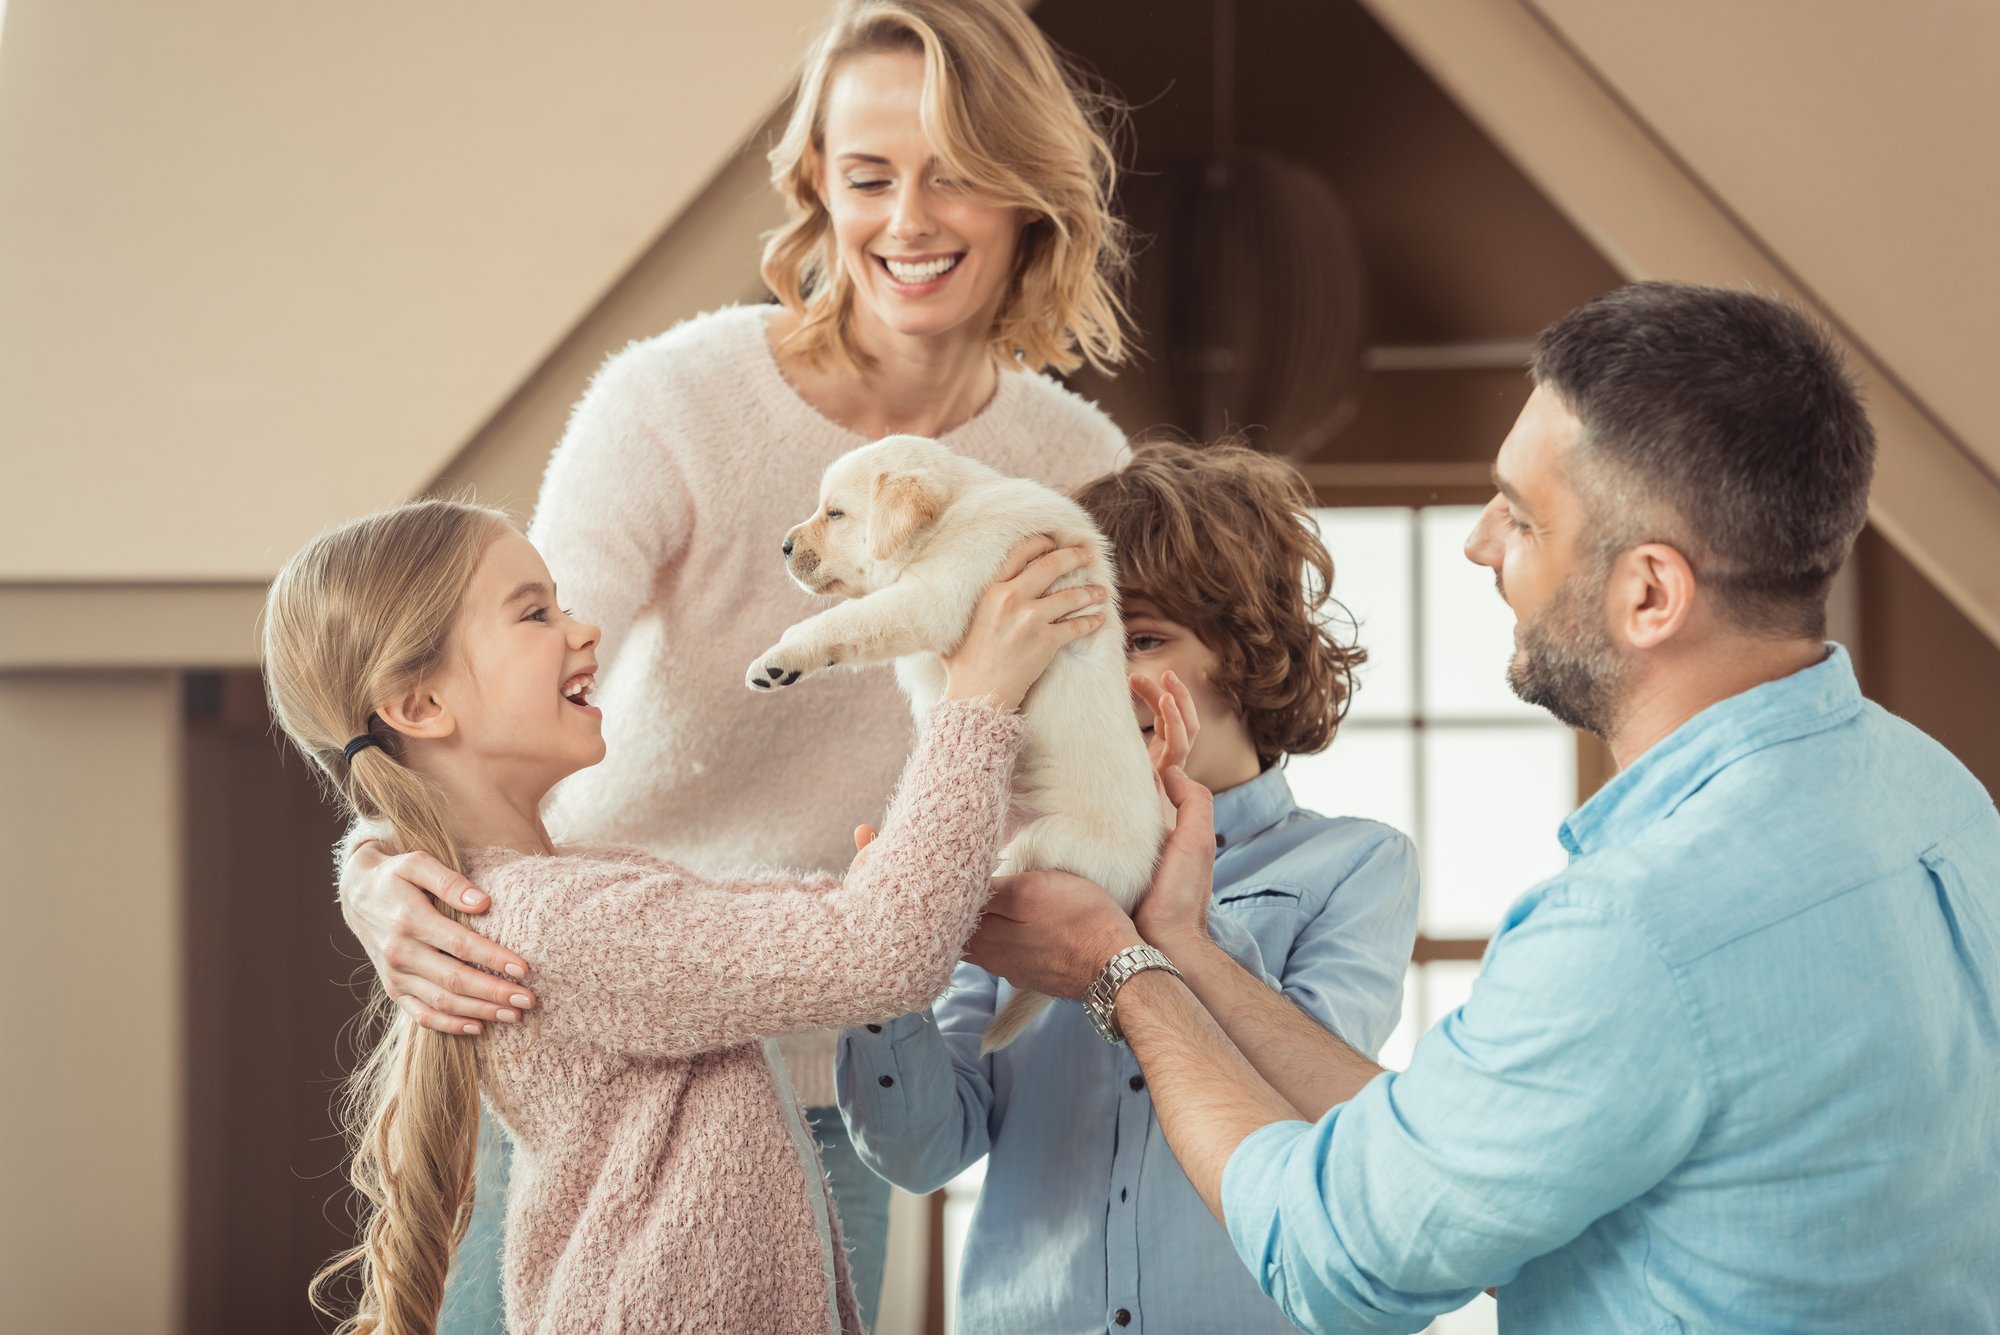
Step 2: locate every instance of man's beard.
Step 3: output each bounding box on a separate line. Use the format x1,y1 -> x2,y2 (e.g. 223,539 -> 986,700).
1505,563 -> 1628,737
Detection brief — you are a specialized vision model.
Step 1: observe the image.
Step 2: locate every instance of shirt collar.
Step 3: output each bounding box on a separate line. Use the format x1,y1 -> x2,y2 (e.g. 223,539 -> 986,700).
1558,642 -> 1864,858
1212,763 -> 1298,849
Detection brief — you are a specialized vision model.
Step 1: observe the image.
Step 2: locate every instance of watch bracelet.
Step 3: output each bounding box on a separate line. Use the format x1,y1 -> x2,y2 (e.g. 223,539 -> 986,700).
1086,943 -> 1182,1043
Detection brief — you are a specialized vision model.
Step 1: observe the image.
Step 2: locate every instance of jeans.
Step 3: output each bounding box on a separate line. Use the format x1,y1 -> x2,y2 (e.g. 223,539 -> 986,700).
807,1103 -> 893,1330
437,1103 -> 893,1333
438,1103 -> 509,1335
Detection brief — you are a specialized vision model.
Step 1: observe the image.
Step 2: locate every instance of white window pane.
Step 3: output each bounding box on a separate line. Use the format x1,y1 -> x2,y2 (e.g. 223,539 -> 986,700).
941,1156 -> 988,1333
1420,960 -> 1482,1030
1420,726 -> 1575,938
1283,726 -> 1417,842
1426,1292 -> 1500,1335
1378,966 -> 1421,1072
1315,507 -> 1414,723
1419,506 -> 1543,720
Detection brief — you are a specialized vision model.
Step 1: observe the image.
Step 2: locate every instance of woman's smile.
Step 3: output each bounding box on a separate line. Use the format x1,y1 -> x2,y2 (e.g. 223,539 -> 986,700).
875,250 -> 966,294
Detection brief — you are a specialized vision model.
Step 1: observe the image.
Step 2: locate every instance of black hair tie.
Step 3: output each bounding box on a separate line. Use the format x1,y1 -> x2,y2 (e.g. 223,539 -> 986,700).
343,734 -> 386,764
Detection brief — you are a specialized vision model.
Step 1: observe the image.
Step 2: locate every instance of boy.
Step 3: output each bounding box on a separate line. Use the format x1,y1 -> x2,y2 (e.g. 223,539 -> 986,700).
837,441 -> 1420,1334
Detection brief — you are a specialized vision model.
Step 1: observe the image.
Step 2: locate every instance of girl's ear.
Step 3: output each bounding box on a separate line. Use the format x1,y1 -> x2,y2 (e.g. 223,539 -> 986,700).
377,685 -> 456,743
867,471 -> 943,561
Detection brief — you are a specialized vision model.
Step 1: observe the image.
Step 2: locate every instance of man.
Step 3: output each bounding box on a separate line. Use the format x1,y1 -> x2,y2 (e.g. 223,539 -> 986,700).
968,282 -> 2000,1332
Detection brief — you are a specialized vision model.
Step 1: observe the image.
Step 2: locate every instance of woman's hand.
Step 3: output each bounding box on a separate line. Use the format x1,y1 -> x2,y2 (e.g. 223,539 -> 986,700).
339,840 -> 537,1035
1131,764 -> 1218,957
943,537 -> 1107,711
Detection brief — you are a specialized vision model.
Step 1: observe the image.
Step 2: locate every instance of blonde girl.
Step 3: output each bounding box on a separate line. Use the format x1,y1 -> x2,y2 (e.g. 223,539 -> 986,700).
321,2 -> 1136,1326
266,500 -> 1105,1333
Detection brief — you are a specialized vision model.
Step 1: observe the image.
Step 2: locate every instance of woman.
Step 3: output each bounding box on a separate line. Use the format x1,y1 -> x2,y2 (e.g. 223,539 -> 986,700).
331,1 -> 1133,1327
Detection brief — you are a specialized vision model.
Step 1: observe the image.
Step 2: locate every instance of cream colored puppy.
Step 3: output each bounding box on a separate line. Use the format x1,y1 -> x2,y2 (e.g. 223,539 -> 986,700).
746,435 -> 1166,1053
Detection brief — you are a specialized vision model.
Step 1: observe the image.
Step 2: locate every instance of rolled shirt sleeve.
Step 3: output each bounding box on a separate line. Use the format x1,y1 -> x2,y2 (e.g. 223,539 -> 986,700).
1221,901 -> 1711,1333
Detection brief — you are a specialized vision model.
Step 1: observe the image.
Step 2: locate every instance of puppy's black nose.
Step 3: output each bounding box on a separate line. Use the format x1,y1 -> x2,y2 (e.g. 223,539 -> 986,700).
782,536 -> 794,557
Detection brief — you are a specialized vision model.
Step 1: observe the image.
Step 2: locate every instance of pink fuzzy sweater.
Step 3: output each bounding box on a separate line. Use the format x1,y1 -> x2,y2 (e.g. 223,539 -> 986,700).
471,700 -> 1024,1334
528,304 -> 1126,1103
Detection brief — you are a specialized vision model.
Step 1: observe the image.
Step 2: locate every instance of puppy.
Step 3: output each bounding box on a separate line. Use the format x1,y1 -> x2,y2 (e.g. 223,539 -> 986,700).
745,435 -> 1166,1053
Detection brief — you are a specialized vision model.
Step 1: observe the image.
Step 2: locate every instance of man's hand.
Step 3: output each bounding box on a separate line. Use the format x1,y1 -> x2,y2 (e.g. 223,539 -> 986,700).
1132,765 -> 1218,956
964,870 -> 1141,998
341,840 -> 536,1035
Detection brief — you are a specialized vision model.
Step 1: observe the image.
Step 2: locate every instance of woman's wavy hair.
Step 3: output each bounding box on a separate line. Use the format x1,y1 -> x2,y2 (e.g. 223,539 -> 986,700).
1075,440 -> 1365,769
261,499 -> 512,1335
762,0 -> 1131,376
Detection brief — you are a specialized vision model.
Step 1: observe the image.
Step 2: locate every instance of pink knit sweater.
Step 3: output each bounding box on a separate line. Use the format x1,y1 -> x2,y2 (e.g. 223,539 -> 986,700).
471,700 -> 1024,1334
528,304 -> 1126,1103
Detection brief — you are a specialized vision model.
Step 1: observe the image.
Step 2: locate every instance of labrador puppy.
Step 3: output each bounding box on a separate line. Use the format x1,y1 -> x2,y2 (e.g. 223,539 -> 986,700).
745,435 -> 1166,1052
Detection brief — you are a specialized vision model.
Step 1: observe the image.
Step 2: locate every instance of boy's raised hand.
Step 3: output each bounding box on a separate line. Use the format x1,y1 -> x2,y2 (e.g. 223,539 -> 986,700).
1133,669 -> 1200,813
1132,763 -> 1218,953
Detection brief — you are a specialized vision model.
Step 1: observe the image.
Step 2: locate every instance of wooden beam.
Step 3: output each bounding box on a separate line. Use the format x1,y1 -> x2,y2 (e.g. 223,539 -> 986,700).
0,583 -> 266,670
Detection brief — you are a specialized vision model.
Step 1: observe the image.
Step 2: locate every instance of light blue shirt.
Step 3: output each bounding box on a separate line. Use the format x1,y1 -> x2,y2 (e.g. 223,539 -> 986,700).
1224,645 -> 2000,1333
838,765 -> 1420,1334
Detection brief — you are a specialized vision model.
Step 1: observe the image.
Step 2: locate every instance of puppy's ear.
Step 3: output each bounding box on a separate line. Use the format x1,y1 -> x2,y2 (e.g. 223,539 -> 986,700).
868,471 -> 942,561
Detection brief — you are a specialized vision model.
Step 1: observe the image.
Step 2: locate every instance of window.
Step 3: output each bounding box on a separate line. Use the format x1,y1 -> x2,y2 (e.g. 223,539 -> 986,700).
1286,505 -> 1578,1076
1280,503 -> 1587,1335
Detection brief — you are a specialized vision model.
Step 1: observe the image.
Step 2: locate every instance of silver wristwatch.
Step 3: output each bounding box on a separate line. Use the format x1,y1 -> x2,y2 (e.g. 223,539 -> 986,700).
1084,944 -> 1182,1045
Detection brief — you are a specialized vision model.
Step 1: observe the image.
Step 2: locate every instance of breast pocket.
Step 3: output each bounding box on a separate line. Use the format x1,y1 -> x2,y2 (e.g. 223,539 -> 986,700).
1213,884 -> 1304,912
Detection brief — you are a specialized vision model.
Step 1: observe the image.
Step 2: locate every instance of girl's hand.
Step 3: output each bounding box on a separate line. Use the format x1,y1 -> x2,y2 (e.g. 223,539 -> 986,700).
339,840 -> 536,1035
943,537 -> 1107,711
1132,669 -> 1200,800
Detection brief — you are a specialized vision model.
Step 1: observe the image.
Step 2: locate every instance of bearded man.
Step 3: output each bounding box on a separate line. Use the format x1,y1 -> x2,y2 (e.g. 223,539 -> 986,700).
965,282 -> 2000,1332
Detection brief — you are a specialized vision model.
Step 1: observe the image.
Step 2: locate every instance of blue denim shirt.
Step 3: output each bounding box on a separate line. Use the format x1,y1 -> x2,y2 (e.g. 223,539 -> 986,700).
1224,645 -> 2000,1333
838,765 -> 1419,1334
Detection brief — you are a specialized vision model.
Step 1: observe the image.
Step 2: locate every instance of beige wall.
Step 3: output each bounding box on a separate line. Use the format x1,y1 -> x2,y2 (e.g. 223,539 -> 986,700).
1531,0 -> 2000,478
1357,0 -> 2000,650
429,110 -> 785,519
0,673 -> 182,1334
0,0 -> 824,583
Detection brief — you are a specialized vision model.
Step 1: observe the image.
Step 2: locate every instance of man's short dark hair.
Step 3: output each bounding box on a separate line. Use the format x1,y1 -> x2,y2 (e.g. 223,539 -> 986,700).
1533,282 -> 1876,638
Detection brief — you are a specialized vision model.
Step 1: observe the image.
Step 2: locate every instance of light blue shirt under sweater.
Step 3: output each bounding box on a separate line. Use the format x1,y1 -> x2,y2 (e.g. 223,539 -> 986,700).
838,765 -> 1420,1334
1223,645 -> 2000,1333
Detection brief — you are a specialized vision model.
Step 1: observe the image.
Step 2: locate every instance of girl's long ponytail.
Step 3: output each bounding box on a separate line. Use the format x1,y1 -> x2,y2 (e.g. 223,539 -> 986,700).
261,500 -> 510,1335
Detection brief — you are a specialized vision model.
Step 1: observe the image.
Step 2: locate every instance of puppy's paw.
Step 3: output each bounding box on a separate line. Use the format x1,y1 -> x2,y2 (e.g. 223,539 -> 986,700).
744,639 -> 833,692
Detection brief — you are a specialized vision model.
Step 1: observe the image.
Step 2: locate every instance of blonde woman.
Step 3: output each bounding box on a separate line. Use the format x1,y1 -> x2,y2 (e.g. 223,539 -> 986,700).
271,502 -> 1105,1334
328,1 -> 1133,1327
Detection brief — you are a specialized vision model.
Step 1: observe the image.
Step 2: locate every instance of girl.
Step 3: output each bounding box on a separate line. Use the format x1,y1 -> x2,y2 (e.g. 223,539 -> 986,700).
263,500 -> 1106,1333
327,4 -> 1134,1322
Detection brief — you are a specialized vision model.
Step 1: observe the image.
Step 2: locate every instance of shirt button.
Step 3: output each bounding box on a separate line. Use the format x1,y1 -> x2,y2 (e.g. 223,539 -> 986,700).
1128,1074 -> 1145,1092
1119,1187 -> 1129,1202
878,1075 -> 894,1088
865,1024 -> 883,1033
1113,1310 -> 1132,1326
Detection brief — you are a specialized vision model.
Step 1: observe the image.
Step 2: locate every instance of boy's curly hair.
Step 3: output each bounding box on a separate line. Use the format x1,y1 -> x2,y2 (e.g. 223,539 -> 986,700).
1075,440 -> 1364,769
